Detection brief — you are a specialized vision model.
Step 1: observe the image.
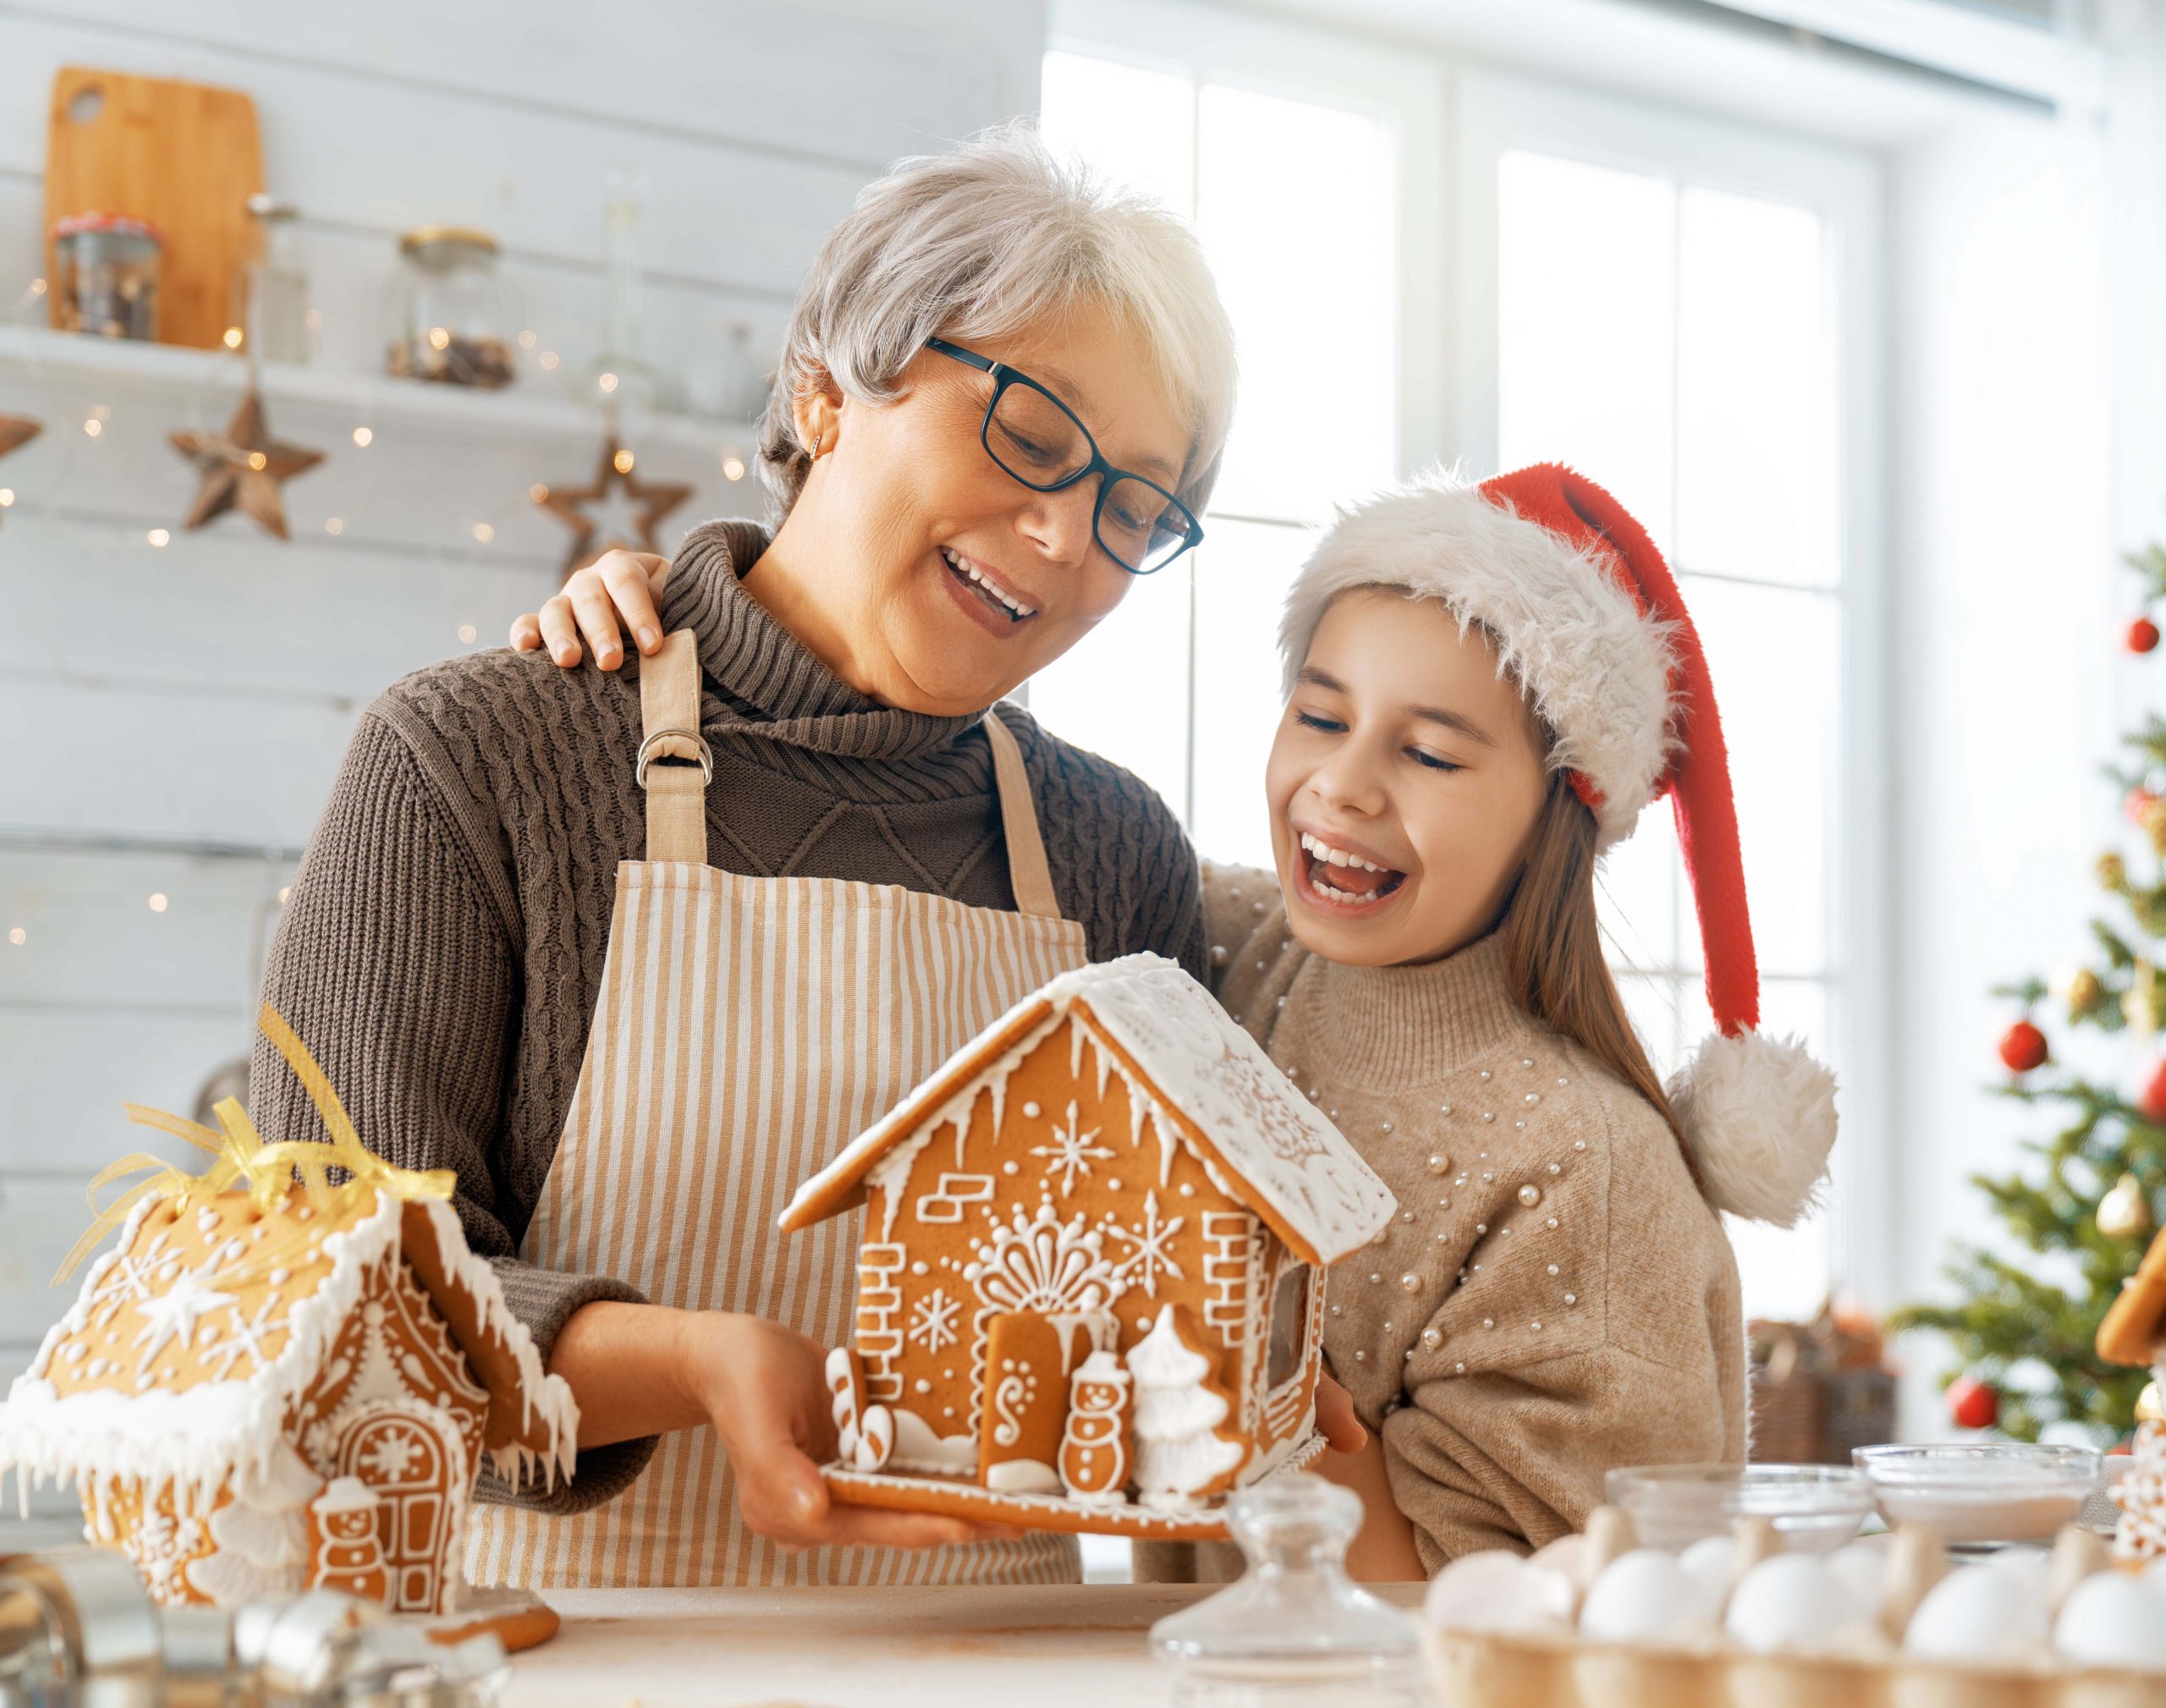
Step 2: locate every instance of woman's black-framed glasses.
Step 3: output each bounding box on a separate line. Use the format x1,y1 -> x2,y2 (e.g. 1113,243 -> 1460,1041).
926,338 -> 1203,575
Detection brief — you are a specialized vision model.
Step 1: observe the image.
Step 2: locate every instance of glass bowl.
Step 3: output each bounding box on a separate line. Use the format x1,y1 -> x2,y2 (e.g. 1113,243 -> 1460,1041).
1852,1443 -> 2102,1548
1605,1464 -> 1873,1553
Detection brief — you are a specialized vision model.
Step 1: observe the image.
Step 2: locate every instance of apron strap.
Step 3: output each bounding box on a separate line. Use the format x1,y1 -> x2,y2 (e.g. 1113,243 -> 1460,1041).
982,711 -> 1063,920
638,630 -> 711,865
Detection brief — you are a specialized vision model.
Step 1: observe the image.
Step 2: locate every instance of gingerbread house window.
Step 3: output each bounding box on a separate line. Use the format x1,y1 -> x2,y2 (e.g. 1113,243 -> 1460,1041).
1264,1262 -> 1311,1392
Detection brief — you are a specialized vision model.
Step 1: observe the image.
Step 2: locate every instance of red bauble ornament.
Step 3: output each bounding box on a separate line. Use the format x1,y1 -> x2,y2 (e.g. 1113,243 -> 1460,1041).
2130,618 -> 2162,655
2128,787 -> 2159,825
1947,1374 -> 1998,1431
1997,1019 -> 2048,1074
2139,1059 -> 2166,1124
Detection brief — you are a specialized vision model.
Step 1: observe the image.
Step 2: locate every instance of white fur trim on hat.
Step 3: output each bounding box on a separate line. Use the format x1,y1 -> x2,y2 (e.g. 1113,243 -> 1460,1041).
1667,1030 -> 1838,1227
1278,470 -> 1676,850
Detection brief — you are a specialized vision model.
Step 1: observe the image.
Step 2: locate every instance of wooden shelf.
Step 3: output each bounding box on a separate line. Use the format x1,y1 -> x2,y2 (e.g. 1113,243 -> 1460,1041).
0,324 -> 760,453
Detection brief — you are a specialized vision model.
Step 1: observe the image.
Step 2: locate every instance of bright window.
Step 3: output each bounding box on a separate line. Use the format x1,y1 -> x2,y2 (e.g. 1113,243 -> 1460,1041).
1471,81 -> 1882,1323
1036,40 -> 1410,867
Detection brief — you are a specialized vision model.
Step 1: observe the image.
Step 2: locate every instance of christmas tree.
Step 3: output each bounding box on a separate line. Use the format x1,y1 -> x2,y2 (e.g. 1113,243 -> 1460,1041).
1889,543 -> 2166,1443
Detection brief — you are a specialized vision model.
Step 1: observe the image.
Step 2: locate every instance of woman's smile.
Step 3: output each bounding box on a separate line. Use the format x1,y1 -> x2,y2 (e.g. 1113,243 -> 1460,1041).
937,544 -> 1041,632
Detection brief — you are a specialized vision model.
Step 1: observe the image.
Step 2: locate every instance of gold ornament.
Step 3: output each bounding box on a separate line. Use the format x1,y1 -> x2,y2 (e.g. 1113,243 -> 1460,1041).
2100,852 -> 2130,891
2069,969 -> 2105,1019
2127,960 -> 2166,1036
2099,1173 -> 2153,1241
2138,1380 -> 2163,1425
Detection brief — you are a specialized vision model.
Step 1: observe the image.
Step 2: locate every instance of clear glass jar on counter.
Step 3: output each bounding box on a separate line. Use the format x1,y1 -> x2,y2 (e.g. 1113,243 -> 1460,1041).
385,226 -> 518,387
52,211 -> 162,340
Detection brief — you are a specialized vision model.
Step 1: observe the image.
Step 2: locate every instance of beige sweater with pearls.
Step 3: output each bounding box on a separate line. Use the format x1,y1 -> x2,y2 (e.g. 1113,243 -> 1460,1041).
1198,864 -> 1745,1572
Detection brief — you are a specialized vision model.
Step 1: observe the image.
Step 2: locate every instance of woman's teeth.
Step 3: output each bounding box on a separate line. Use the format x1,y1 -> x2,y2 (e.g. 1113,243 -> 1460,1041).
942,547 -> 1036,621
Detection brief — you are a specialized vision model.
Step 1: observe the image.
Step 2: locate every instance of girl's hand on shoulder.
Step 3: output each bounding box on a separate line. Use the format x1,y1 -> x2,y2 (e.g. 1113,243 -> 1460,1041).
685,1312 -> 1015,1551
509,549 -> 671,670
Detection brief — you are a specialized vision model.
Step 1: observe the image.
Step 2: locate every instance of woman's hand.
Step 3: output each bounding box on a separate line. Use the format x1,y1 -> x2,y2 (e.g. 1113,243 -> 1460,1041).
551,1300 -> 1008,1551
684,1313 -> 1013,1551
509,549 -> 671,670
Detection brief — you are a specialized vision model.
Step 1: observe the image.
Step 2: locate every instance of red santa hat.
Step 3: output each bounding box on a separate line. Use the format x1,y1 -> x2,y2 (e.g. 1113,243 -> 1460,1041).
1278,462 -> 1837,1227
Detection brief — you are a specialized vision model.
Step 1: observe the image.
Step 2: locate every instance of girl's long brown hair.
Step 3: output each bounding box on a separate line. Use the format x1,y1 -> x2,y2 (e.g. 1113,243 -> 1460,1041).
1500,771 -> 1693,1170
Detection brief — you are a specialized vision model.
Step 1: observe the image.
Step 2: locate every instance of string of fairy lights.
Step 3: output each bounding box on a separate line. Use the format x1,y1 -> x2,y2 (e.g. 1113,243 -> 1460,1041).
1,269 -> 761,955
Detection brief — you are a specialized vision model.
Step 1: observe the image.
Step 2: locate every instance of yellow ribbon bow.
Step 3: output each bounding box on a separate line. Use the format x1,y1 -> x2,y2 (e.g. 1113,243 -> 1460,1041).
55,1002 -> 457,1283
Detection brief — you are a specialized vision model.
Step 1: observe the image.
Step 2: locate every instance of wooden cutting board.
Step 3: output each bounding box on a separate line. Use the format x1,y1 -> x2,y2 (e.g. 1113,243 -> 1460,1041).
43,66 -> 265,350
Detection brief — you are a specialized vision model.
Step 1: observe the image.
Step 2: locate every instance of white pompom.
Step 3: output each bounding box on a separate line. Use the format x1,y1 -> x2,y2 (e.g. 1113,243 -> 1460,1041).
1667,1030 -> 1837,1227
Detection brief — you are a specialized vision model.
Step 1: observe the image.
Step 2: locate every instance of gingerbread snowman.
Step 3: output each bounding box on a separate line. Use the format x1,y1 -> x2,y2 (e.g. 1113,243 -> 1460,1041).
1058,1349 -> 1134,1504
307,1476 -> 391,1605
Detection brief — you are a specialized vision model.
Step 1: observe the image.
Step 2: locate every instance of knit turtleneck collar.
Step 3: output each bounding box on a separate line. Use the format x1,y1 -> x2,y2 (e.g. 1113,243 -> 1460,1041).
1287,928 -> 1531,1090
662,519 -> 992,775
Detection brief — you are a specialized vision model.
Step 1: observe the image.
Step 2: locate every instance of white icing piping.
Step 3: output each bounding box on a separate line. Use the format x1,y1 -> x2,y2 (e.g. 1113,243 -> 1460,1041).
0,1192 -> 580,1512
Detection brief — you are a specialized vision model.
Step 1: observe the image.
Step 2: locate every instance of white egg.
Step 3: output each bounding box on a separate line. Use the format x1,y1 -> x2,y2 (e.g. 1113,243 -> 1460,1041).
1527,1532 -> 1593,1589
1979,1546 -> 2053,1605
2141,1556 -> 2166,1599
1905,1567 -> 2049,1662
1724,1555 -> 1874,1655
1677,1535 -> 1735,1609
1823,1538 -> 1888,1611
2055,1573 -> 2166,1672
1424,1551 -> 1576,1634
1580,1548 -> 1718,1645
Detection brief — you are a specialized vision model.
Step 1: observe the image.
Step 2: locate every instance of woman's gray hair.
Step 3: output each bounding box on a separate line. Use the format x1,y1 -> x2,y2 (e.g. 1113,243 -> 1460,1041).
756,120 -> 1236,519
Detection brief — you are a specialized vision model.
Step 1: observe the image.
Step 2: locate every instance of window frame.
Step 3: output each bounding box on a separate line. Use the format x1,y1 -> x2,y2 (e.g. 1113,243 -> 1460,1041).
1454,69 -> 1894,1311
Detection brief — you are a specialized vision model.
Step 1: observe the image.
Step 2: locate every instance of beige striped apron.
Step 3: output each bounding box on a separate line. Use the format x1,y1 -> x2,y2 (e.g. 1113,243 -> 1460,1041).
468,631 -> 1087,1588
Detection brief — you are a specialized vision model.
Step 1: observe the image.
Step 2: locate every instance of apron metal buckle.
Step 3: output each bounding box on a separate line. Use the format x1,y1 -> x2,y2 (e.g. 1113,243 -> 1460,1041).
635,728 -> 716,788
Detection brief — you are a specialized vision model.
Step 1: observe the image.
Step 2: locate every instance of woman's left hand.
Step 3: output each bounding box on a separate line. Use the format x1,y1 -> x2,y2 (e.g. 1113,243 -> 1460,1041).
509,549 -> 671,669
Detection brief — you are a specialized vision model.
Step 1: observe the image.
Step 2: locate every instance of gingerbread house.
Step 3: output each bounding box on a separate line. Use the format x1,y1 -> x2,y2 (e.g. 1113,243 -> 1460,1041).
780,952 -> 1397,1538
0,1012 -> 577,1619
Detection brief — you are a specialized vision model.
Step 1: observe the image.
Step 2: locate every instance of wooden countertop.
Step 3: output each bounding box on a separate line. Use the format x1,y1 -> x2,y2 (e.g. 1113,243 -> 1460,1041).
514,1583 -> 1427,1708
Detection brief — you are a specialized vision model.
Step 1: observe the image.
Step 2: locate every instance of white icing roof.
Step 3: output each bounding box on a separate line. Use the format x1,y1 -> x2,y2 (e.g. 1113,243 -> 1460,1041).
0,1188 -> 578,1508
782,953 -> 1396,1267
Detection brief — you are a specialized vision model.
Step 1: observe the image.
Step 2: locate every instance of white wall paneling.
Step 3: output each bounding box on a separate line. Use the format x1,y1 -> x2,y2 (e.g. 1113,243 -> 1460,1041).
0,0 -> 1047,1469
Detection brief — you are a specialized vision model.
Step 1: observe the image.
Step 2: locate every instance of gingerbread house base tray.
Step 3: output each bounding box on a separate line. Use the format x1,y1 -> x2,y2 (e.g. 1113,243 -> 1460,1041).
822,1433 -> 1330,1540
423,1584 -> 559,1653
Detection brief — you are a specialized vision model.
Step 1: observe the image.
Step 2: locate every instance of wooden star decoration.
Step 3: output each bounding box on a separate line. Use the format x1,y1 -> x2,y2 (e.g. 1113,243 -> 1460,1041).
168,391 -> 325,540
536,435 -> 693,583
0,413 -> 39,525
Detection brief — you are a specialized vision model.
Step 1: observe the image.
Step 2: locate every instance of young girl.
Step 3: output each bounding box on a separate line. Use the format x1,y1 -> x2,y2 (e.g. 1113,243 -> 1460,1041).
519,462 -> 1837,1573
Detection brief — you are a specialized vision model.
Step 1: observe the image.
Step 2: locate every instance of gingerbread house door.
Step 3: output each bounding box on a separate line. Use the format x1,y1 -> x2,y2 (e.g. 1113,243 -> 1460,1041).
330,1400 -> 465,1612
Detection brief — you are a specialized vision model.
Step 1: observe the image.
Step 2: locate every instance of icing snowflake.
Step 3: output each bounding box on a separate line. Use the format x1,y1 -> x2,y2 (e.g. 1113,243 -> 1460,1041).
358,1425 -> 424,1482
1105,1190 -> 1185,1299
1030,1101 -> 1115,1196
86,1233 -> 173,1328
130,1260 -> 240,1374
970,1202 -> 1124,1315
199,1293 -> 286,1381
907,1288 -> 962,1354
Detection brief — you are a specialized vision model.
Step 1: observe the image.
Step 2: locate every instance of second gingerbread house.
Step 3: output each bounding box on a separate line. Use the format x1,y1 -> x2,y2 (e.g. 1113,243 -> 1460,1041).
779,952 -> 1397,1537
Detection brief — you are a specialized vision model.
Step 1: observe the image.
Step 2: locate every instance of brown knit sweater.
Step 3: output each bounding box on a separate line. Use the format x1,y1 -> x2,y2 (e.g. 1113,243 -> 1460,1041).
1188,865 -> 1745,1573
250,519 -> 1206,1513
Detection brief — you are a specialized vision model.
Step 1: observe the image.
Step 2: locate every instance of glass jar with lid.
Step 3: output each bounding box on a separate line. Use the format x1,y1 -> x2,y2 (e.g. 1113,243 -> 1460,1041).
51,211 -> 162,340
385,226 -> 518,387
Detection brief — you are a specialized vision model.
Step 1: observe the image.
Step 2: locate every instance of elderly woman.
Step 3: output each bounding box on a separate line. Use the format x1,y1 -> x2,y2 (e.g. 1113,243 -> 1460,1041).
256,127 -> 1271,1591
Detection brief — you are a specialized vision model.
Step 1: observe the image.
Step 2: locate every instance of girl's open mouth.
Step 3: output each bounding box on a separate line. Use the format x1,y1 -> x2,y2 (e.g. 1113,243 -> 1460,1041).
1295,829 -> 1407,915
